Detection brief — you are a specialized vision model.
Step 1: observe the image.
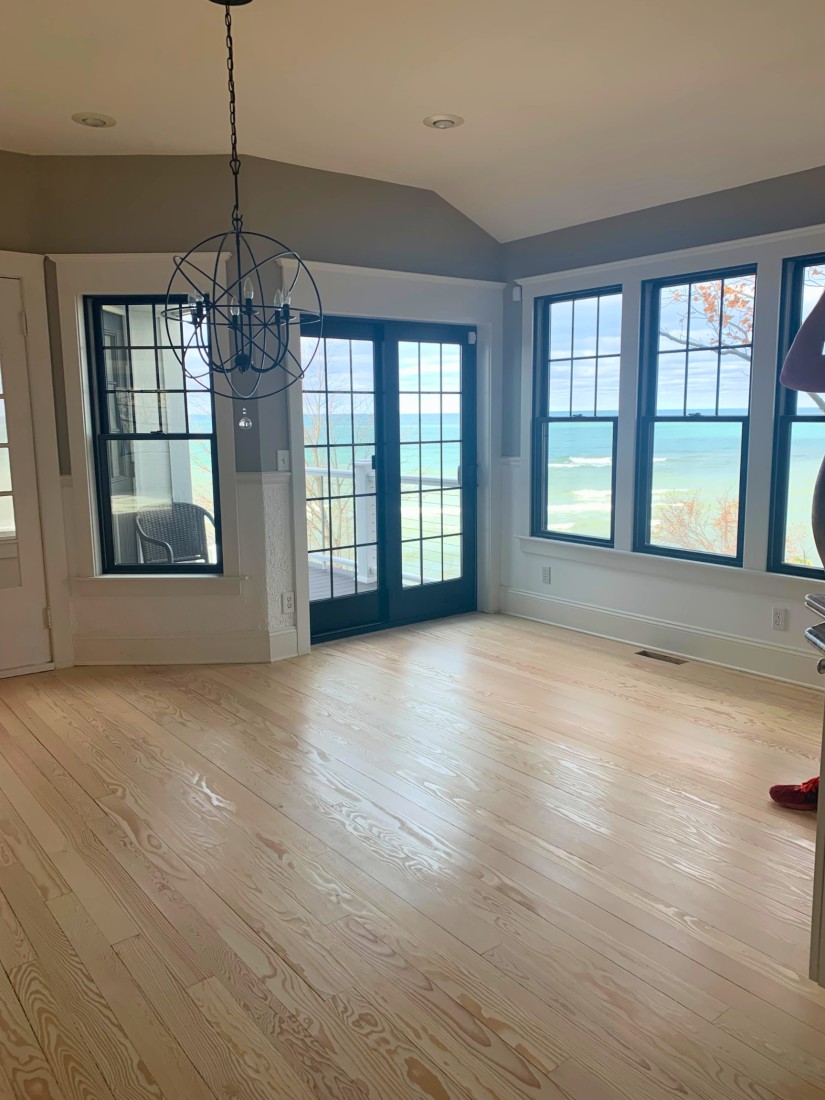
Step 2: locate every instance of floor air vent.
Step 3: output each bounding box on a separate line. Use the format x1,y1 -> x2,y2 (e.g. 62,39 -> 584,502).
636,650 -> 687,665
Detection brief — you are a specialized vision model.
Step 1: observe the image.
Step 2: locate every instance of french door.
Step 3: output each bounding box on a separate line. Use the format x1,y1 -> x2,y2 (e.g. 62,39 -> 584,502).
302,318 -> 477,642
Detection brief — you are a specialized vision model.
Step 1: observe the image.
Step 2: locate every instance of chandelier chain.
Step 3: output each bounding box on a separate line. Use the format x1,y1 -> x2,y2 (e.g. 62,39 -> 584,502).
225,4 -> 242,231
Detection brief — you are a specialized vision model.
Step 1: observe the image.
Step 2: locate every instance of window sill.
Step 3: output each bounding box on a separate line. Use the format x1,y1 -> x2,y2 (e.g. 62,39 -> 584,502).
71,574 -> 247,598
0,540 -> 18,560
517,535 -> 817,599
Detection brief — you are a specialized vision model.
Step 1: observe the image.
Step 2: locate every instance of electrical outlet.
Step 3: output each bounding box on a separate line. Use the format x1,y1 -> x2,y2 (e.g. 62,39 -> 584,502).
282,592 -> 295,614
277,450 -> 290,473
772,606 -> 787,631
541,565 -> 552,585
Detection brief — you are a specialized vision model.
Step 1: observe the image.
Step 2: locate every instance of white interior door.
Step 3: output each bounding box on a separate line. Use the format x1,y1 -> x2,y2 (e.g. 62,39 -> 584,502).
0,277 -> 51,676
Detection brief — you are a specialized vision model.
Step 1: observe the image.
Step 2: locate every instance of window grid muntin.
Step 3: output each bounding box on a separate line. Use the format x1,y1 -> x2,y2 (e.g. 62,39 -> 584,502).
533,286 -> 622,547
636,265 -> 756,566
770,253 -> 825,576
87,295 -> 222,574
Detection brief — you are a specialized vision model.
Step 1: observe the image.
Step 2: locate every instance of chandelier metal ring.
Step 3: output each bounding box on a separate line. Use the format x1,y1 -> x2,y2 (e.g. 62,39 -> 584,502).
164,230 -> 323,403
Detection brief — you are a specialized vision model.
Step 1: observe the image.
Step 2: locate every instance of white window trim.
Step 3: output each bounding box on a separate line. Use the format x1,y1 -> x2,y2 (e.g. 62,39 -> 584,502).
52,253 -> 242,583
517,222 -> 825,580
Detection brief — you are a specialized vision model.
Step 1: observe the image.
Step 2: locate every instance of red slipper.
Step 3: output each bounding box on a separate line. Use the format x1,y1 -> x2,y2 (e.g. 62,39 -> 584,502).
769,776 -> 819,811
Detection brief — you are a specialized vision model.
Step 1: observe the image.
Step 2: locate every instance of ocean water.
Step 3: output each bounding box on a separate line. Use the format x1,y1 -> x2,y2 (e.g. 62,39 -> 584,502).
545,415 -> 824,564
303,413 -> 461,485
301,410 -> 824,568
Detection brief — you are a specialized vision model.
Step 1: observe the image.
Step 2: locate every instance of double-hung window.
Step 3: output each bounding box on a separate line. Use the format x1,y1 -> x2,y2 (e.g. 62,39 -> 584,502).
635,267 -> 756,565
86,296 -> 222,573
771,255 -> 825,575
532,287 -> 622,545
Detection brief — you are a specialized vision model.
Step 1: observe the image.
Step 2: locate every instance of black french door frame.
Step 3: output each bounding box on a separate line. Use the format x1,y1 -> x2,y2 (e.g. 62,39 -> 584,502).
306,317 -> 478,643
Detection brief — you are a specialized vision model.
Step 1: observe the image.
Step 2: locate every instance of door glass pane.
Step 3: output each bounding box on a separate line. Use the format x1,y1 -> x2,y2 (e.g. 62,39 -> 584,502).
441,345 -> 461,393
104,439 -> 218,567
0,448 -> 10,493
783,421 -> 825,568
420,394 -> 441,442
544,421 -> 614,541
443,535 -> 462,580
422,538 -> 443,583
442,394 -> 461,440
402,541 -> 422,588
649,421 -> 742,558
303,336 -> 377,601
398,340 -> 465,588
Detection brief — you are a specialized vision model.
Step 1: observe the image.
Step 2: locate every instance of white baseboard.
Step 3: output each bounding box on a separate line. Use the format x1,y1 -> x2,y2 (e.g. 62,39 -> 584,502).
268,628 -> 299,662
500,586 -> 822,689
73,628 -> 299,666
0,662 -> 55,680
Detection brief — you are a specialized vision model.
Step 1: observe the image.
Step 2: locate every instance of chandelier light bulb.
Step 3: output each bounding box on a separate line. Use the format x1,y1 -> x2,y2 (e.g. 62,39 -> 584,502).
229,294 -> 240,317
242,277 -> 255,303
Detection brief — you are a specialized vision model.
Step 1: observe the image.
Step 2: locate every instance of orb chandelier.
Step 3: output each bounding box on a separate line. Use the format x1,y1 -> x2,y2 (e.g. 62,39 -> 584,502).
164,0 -> 322,430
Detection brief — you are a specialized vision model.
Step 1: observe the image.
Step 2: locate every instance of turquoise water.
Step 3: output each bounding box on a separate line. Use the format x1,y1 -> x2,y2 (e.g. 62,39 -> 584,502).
302,410 -> 824,567
304,413 -> 460,486
546,416 -> 823,563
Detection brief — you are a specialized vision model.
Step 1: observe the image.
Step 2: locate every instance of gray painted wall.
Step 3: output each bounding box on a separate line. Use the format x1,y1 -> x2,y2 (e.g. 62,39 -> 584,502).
0,153 -> 37,254
23,153 -> 502,281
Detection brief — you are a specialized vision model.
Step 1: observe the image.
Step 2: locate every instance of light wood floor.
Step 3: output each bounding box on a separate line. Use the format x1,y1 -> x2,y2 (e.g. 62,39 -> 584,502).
0,614 -> 823,1100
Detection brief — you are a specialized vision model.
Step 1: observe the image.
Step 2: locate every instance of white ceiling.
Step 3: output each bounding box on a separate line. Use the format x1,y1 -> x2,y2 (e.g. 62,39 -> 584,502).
4,0 -> 825,242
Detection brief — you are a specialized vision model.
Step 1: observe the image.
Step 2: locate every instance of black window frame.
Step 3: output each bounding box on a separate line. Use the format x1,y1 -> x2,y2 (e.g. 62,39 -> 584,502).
531,285 -> 622,548
634,264 -> 756,568
769,252 -> 825,578
85,294 -> 224,575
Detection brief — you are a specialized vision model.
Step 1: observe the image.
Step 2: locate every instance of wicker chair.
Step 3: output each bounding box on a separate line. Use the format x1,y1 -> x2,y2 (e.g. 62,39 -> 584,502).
135,502 -> 215,565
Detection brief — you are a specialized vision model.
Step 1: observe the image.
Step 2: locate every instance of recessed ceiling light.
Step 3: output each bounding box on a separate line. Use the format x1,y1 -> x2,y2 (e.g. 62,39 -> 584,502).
423,114 -> 464,130
71,112 -> 117,129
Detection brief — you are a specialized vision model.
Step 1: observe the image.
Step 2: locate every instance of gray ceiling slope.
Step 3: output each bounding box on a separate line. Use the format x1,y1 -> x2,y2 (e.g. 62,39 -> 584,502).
0,151 -> 503,281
